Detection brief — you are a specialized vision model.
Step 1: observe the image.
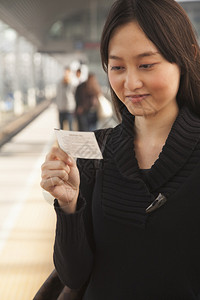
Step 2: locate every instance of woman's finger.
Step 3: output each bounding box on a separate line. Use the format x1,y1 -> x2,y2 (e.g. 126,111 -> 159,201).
40,176 -> 65,190
45,146 -> 75,166
42,169 -> 69,182
41,160 -> 70,173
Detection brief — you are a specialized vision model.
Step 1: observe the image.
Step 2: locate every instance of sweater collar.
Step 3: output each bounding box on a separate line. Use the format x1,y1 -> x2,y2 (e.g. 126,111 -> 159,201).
111,106 -> 200,192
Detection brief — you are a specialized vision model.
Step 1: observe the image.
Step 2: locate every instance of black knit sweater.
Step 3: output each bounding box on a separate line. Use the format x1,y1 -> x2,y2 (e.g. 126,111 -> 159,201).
54,106 -> 200,300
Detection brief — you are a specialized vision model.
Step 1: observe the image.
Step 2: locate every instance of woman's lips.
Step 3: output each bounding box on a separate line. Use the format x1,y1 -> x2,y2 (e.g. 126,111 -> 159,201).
126,94 -> 149,103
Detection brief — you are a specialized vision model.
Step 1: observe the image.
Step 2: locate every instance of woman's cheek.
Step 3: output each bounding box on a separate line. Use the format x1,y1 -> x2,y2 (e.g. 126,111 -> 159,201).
148,76 -> 168,100
149,72 -> 165,89
109,75 -> 120,94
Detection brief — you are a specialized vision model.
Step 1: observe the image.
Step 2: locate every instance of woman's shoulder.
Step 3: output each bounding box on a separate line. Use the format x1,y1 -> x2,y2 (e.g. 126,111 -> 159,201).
94,127 -> 115,148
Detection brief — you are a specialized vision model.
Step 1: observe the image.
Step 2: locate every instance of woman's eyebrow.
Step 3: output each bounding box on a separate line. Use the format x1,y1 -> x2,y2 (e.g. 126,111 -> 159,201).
137,51 -> 159,58
109,51 -> 159,60
108,55 -> 123,60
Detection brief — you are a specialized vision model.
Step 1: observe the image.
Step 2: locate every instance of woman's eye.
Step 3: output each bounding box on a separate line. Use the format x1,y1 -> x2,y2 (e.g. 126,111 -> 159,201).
139,64 -> 154,69
111,66 -> 124,71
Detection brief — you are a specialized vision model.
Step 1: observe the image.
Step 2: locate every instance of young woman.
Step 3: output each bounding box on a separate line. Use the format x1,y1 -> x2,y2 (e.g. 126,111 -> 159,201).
41,0 -> 200,298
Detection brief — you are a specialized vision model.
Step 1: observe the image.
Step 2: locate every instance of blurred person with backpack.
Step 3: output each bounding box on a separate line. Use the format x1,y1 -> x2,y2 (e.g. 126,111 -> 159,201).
75,73 -> 100,131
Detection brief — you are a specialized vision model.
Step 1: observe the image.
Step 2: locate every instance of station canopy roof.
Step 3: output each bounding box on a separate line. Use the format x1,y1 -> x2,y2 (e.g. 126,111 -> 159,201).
0,0 -> 115,62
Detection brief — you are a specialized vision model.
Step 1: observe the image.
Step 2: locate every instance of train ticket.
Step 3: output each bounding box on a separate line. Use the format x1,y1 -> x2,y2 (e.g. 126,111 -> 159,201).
54,129 -> 103,159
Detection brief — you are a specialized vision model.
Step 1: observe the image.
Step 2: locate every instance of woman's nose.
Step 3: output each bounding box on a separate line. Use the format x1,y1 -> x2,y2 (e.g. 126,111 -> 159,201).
124,71 -> 143,90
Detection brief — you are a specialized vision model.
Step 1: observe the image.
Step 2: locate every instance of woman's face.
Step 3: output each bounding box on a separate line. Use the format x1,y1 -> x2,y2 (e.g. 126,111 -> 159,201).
108,22 -> 181,117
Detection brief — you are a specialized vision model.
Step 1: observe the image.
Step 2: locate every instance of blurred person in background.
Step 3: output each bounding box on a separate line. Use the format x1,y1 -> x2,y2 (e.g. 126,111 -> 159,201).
75,73 -> 100,131
75,68 -> 82,85
72,67 -> 83,87
56,66 -> 76,130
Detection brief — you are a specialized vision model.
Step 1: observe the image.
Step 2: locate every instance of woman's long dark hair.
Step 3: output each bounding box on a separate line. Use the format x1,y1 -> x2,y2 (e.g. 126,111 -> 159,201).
100,0 -> 200,119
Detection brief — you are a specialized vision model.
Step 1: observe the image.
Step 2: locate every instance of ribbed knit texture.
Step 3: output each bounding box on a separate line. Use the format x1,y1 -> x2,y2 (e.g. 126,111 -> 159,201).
100,106 -> 200,228
54,195 -> 95,289
54,196 -> 86,242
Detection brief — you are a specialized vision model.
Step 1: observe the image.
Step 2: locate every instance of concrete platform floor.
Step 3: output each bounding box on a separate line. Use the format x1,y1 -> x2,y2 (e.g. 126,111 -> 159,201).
0,104 -> 58,300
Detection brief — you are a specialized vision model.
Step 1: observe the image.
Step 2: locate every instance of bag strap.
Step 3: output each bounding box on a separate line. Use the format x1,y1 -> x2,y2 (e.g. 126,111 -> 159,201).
94,127 -> 112,170
99,127 -> 112,154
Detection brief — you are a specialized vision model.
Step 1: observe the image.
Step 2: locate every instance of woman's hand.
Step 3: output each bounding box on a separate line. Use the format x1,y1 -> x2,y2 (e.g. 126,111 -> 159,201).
40,146 -> 80,213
